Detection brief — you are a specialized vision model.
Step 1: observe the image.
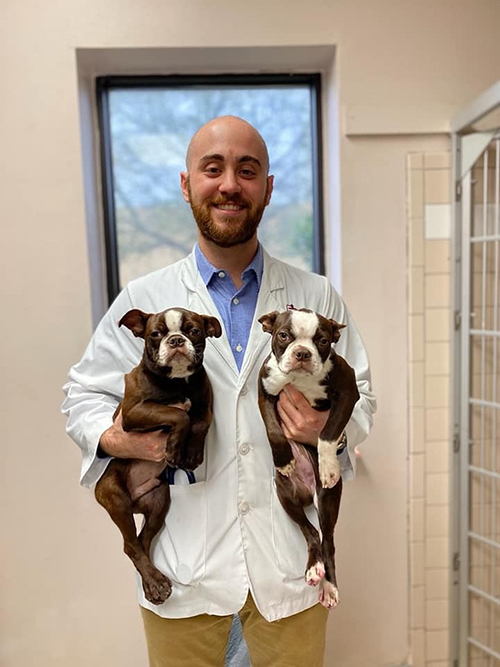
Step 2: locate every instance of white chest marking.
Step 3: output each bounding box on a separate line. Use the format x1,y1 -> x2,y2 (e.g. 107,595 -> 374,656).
262,354 -> 331,406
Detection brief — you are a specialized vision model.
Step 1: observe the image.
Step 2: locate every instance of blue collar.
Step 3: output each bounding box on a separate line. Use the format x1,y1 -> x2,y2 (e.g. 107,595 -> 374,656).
195,243 -> 264,288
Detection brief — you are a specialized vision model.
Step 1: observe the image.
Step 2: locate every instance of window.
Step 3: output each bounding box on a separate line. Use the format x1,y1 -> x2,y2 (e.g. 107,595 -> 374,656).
97,74 -> 324,303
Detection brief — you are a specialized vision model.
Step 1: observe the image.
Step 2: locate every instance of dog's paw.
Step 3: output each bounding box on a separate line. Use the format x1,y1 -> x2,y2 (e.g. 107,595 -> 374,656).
319,462 -> 341,489
305,561 -> 325,587
164,446 -> 182,468
318,445 -> 341,488
170,398 -> 192,412
143,570 -> 172,605
277,459 -> 296,477
319,580 -> 339,610
182,449 -> 204,471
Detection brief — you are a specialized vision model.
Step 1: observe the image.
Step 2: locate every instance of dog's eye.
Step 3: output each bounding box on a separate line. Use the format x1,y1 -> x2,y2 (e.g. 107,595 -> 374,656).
319,338 -> 330,346
150,330 -> 162,338
190,328 -> 201,336
278,331 -> 289,342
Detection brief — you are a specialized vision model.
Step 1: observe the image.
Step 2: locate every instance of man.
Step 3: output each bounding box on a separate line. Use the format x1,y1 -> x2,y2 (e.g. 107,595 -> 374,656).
63,116 -> 376,666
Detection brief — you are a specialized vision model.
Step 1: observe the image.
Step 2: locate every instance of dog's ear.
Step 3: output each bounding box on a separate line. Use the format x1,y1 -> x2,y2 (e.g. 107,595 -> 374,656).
258,311 -> 279,334
119,309 -> 152,338
202,315 -> 222,339
329,319 -> 346,344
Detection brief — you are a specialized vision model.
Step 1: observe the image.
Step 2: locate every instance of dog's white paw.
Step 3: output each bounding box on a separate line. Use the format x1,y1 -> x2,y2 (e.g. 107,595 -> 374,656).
277,459 -> 296,477
306,561 -> 325,586
319,580 -> 339,609
319,458 -> 341,489
318,439 -> 341,488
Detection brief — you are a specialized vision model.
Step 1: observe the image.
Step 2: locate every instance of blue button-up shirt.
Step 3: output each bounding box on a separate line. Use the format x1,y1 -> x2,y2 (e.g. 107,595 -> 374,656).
195,244 -> 263,371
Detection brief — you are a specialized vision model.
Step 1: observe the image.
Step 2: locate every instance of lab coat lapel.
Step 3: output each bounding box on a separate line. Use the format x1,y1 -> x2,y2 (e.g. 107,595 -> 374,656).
238,251 -> 285,385
179,249 -> 286,385
180,252 -> 239,379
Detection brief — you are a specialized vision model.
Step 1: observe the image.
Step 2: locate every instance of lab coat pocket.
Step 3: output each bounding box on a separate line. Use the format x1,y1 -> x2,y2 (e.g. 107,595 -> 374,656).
270,478 -> 321,580
151,481 -> 207,586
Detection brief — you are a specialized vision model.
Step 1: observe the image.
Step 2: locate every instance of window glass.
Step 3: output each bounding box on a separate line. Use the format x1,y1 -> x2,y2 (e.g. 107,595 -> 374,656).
103,81 -> 319,291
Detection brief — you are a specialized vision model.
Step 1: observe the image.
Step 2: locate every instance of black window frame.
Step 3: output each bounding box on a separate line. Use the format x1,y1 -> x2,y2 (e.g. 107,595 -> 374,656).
96,73 -> 325,305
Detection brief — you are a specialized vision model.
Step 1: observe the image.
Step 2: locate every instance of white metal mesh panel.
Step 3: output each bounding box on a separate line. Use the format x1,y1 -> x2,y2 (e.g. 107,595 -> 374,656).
465,139 -> 500,664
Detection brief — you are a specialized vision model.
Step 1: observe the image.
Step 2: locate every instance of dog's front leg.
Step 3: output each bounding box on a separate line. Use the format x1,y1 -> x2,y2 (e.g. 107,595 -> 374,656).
317,359 -> 360,488
316,429 -> 343,489
122,401 -> 190,467
258,387 -> 295,476
121,399 -> 189,433
317,479 -> 343,609
182,407 -> 212,471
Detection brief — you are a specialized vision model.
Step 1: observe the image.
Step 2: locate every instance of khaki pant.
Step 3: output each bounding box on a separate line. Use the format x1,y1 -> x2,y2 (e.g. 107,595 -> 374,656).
141,594 -> 328,666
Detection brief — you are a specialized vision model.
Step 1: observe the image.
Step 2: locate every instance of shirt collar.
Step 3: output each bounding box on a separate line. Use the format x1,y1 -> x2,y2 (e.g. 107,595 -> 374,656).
195,243 -> 264,288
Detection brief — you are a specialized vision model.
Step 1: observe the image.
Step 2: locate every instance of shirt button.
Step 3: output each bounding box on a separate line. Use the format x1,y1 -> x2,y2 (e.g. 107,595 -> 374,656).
236,344 -> 243,352
240,502 -> 250,515
218,271 -> 225,278
233,297 -> 239,305
239,443 -> 250,456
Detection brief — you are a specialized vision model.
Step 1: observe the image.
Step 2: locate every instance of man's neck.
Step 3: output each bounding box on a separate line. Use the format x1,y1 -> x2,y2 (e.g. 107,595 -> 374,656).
198,236 -> 259,289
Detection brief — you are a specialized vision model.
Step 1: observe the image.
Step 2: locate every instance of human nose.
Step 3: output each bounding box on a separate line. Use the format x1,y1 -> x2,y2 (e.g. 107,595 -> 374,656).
218,169 -> 242,196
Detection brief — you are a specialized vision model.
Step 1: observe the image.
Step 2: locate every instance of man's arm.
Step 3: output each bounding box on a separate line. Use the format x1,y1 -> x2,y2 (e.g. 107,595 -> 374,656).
99,411 -> 169,462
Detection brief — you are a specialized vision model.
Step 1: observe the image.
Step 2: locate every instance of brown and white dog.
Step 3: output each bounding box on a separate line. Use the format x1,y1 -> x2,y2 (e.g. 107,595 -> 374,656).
95,307 -> 221,605
258,307 -> 359,609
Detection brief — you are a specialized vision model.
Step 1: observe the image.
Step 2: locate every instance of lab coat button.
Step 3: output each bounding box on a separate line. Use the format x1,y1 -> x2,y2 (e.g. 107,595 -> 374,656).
239,443 -> 250,456
240,502 -> 250,515
240,385 -> 248,396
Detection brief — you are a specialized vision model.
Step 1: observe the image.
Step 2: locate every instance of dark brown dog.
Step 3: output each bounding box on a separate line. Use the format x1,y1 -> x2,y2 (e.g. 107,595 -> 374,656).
95,307 -> 221,605
258,307 -> 359,609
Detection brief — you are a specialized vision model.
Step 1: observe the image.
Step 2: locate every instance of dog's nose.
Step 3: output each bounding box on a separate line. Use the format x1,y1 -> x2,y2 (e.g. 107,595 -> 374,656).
294,347 -> 311,361
168,336 -> 185,348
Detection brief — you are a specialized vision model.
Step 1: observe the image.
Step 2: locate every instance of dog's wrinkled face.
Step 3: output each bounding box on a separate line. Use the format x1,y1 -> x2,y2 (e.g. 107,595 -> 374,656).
259,308 -> 344,376
119,307 -> 222,378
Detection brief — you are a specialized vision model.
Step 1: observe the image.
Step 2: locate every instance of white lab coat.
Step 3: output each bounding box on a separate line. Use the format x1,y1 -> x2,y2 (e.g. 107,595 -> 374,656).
62,248 -> 376,621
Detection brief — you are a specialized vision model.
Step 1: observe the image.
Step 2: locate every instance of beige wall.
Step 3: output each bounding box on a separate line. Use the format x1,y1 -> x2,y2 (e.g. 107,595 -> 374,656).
2,1 -> 500,665
408,152 -> 453,666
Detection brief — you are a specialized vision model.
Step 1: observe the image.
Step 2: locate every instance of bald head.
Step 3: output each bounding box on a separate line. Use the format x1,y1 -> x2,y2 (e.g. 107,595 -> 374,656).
185,116 -> 270,174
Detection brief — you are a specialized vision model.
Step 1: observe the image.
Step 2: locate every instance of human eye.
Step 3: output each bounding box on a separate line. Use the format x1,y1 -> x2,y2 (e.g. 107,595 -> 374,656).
239,166 -> 257,178
203,163 -> 222,176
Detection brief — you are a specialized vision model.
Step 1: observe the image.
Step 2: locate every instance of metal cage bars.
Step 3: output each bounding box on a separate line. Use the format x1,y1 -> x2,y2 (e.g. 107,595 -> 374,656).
457,134 -> 500,665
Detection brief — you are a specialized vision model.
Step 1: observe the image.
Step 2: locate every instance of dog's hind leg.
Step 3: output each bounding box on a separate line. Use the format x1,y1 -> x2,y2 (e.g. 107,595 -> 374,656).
95,470 -> 172,605
317,478 -> 343,609
136,482 -> 170,558
275,474 -> 324,586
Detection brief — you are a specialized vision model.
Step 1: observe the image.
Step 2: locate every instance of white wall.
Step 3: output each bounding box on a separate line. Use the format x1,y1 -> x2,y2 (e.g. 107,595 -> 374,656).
2,1 -> 500,665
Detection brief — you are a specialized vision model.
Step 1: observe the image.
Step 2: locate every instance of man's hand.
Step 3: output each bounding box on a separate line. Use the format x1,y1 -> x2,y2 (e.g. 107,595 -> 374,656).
99,411 -> 169,462
277,384 -> 329,447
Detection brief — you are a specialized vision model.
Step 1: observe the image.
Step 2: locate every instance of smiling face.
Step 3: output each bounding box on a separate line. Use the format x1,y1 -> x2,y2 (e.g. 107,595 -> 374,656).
180,116 -> 274,248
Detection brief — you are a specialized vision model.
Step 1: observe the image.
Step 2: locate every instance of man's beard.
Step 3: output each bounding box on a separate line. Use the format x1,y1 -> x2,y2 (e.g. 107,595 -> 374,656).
187,182 -> 268,248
